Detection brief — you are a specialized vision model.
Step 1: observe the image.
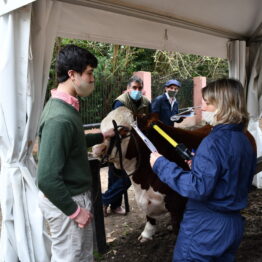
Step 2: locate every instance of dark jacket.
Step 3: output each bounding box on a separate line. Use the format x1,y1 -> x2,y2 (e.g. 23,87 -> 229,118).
151,93 -> 179,126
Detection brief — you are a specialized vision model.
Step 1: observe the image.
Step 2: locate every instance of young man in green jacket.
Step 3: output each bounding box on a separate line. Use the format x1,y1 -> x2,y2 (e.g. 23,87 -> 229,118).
37,45 -> 113,262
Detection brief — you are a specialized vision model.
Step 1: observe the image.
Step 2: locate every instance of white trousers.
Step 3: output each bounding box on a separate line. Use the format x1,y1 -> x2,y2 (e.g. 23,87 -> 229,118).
39,191 -> 93,262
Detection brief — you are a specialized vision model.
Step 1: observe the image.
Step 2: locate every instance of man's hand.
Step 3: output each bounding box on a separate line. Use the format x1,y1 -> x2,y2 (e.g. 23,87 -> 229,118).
102,128 -> 115,139
74,208 -> 93,228
150,152 -> 162,168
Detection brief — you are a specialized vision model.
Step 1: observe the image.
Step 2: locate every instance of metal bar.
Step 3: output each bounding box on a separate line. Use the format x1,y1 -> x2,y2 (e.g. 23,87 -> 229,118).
247,21 -> 262,45
83,123 -> 100,130
255,156 -> 262,175
131,121 -> 158,152
90,159 -> 107,254
123,190 -> 130,213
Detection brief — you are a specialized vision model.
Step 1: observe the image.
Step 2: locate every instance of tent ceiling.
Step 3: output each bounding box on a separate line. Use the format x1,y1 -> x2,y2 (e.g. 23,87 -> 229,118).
59,0 -> 262,41
0,0 -> 36,16
2,0 -> 262,58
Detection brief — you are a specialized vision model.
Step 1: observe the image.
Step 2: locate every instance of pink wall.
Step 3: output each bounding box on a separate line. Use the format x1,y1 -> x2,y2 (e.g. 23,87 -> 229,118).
175,76 -> 206,128
193,76 -> 206,124
133,71 -> 152,101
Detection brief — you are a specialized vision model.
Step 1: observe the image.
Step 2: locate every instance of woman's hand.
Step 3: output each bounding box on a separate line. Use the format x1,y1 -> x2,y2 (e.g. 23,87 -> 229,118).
150,152 -> 162,168
185,152 -> 194,169
185,159 -> 192,169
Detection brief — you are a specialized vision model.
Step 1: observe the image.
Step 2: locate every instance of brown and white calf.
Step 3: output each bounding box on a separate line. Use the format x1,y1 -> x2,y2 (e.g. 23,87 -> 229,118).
93,107 -> 256,242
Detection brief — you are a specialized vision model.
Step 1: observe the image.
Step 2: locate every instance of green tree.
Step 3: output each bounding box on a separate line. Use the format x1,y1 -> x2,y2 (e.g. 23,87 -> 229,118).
46,38 -> 228,123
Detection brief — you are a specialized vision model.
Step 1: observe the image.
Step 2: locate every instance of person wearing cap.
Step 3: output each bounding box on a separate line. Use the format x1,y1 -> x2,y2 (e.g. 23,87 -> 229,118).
102,75 -> 151,216
151,79 -> 183,126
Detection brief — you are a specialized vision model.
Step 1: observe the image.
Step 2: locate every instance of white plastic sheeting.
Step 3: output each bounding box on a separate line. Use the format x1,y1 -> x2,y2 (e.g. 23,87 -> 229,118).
247,43 -> 262,119
247,43 -> 262,188
228,40 -> 246,86
0,0 -> 36,16
249,119 -> 262,188
228,40 -> 262,188
0,0 -> 61,260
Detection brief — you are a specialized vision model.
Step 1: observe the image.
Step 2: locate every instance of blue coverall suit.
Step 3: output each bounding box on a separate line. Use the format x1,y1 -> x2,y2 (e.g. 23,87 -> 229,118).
152,124 -> 256,261
151,93 -> 179,126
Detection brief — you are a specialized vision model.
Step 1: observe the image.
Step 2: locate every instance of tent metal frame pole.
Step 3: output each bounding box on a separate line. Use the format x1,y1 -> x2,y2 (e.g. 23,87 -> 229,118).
247,21 -> 262,45
57,0 -> 246,40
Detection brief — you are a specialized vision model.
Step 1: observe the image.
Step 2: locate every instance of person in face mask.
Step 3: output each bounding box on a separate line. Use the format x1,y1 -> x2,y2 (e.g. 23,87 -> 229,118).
37,44 -> 114,262
112,75 -> 151,114
102,76 -> 151,217
150,79 -> 256,262
151,79 -> 183,126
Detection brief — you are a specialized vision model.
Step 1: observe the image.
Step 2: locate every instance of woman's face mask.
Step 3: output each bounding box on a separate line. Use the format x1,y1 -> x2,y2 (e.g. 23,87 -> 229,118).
130,90 -> 142,101
202,111 -> 217,125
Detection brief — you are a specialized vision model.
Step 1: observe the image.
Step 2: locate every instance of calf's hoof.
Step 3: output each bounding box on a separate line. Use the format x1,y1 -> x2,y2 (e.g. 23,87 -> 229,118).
138,235 -> 152,243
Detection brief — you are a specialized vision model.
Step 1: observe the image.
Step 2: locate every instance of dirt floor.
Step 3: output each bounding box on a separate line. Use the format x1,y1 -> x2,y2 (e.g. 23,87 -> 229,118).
98,167 -> 262,262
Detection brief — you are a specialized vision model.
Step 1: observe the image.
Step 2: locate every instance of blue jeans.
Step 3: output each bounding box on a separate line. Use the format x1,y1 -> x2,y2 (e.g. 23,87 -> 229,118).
102,164 -> 131,209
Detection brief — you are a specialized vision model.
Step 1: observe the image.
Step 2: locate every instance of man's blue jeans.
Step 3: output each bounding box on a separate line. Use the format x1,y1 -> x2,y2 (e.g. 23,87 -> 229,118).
102,164 -> 131,209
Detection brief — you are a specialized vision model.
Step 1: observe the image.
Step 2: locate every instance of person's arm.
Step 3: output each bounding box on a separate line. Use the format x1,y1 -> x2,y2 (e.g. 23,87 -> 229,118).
150,139 -> 221,200
37,119 -> 78,216
85,129 -> 115,148
113,100 -> 125,110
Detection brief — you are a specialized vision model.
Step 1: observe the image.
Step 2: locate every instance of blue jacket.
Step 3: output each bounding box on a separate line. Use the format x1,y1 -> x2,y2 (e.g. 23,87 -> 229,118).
151,93 -> 179,126
153,123 -> 257,212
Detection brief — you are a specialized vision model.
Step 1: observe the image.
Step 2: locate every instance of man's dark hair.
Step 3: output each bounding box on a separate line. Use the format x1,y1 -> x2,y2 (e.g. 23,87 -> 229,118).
127,75 -> 143,87
56,44 -> 98,83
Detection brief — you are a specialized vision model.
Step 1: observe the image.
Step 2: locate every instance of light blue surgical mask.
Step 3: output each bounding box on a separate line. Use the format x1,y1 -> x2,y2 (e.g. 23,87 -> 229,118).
130,90 -> 142,101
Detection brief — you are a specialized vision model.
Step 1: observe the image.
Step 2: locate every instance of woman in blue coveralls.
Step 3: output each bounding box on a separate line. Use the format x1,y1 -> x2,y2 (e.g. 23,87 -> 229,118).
150,78 -> 257,262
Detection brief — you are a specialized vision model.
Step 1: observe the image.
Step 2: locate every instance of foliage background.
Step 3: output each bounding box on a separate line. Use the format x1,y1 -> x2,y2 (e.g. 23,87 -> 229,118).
46,38 -> 228,124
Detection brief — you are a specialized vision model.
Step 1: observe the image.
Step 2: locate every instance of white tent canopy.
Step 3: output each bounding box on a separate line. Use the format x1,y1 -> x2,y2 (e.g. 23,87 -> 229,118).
0,0 -> 261,261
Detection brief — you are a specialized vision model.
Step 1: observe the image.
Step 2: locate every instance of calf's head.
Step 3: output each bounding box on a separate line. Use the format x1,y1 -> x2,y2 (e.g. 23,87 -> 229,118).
92,107 -> 137,173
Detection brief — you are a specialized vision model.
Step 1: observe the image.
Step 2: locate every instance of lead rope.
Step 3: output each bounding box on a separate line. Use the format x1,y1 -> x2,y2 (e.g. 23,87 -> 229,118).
112,120 -> 130,212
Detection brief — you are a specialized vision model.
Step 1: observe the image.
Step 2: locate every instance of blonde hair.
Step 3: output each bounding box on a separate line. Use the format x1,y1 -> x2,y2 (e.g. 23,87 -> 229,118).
202,79 -> 249,128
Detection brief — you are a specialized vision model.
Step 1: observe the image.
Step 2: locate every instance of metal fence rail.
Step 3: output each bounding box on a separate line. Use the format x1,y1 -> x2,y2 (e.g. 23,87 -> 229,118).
80,75 -> 197,125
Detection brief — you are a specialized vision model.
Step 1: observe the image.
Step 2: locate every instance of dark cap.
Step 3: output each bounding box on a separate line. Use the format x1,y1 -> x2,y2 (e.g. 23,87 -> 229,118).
164,79 -> 181,88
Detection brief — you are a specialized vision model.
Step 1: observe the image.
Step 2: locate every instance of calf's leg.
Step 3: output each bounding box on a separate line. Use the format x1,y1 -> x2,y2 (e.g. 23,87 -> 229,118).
138,216 -> 156,242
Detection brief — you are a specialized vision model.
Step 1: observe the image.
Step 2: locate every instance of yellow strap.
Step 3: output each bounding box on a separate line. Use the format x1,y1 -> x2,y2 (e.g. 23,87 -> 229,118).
152,125 -> 178,147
